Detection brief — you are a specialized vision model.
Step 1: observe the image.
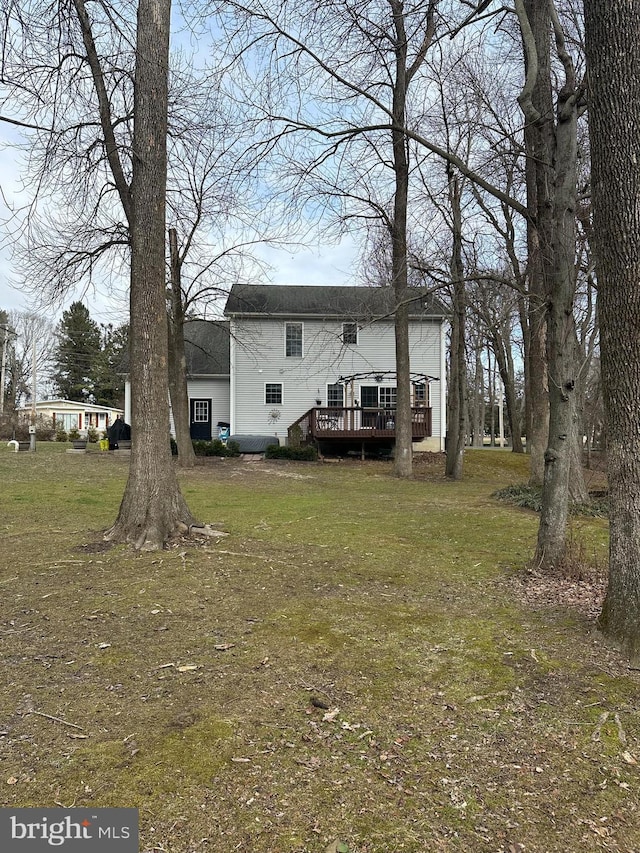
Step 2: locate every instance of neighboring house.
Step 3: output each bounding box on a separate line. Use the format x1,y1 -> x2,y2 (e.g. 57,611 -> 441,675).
20,399 -> 124,435
225,284 -> 447,453
123,319 -> 231,442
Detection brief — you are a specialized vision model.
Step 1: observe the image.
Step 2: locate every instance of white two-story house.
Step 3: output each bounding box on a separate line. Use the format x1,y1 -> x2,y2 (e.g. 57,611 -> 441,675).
123,284 -> 448,453
224,284 -> 447,453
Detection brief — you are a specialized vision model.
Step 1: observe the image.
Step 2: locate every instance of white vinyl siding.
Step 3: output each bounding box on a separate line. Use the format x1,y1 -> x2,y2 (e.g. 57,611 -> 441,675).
229,316 -> 443,441
169,378 -> 230,437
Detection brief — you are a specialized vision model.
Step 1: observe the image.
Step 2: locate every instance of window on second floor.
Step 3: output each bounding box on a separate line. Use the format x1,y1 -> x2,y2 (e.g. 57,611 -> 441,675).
342,322 -> 358,345
285,322 -> 303,357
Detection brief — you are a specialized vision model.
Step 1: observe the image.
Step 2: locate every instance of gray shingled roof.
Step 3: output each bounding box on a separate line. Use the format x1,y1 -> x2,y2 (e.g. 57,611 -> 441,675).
118,319 -> 230,376
184,320 -> 230,375
224,284 -> 447,319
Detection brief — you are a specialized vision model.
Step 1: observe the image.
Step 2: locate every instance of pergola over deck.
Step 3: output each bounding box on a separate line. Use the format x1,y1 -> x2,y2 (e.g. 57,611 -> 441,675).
288,370 -> 438,456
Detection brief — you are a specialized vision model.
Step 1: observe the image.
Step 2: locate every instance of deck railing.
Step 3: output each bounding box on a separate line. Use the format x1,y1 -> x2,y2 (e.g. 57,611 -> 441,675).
288,407 -> 432,443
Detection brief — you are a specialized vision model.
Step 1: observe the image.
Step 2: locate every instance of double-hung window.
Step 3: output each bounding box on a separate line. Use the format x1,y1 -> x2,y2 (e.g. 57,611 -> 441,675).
413,383 -> 428,407
265,383 -> 283,405
285,322 -> 303,357
327,383 -> 344,408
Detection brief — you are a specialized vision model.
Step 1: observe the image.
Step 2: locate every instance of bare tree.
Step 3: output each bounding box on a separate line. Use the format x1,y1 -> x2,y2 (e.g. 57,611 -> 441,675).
103,0 -> 198,548
445,168 -> 467,478
515,0 -> 587,568
213,0 -> 442,477
2,0 -> 199,544
584,0 -> 640,659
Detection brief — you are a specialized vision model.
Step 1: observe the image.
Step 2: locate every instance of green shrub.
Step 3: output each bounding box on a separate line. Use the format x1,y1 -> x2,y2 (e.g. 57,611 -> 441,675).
55,428 -> 68,443
288,423 -> 303,448
35,423 -> 55,441
189,438 -> 241,458
68,427 -> 81,441
86,427 -> 99,443
264,444 -> 318,461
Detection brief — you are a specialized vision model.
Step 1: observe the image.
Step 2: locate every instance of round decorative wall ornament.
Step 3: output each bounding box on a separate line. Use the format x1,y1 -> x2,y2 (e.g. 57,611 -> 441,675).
268,409 -> 282,424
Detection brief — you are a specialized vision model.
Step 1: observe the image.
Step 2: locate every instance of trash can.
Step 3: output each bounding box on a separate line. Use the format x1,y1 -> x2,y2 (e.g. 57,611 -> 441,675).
217,422 -> 230,442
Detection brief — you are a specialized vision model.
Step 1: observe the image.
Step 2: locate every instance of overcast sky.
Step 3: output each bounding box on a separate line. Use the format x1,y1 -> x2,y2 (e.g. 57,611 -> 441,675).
0,128 -> 360,327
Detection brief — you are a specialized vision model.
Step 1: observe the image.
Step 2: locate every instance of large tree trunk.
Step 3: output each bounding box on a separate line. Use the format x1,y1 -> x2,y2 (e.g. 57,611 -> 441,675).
533,77 -> 579,568
391,1 -> 412,478
106,0 -> 196,549
518,0 -> 581,569
445,171 -> 466,479
522,0 -> 553,485
168,228 -> 197,468
585,1 -> 640,659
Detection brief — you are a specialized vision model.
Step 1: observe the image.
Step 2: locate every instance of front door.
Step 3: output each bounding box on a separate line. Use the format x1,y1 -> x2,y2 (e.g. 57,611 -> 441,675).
190,398 -> 212,440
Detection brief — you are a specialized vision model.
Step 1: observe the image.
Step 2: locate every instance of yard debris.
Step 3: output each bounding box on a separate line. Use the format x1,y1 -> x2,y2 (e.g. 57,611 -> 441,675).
176,665 -> 200,672
213,643 -> 235,651
30,710 -> 84,731
322,708 -> 340,722
188,524 -> 228,539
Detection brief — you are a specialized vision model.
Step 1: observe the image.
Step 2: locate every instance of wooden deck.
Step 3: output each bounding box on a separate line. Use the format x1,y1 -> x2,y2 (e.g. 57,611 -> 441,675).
288,407 -> 432,445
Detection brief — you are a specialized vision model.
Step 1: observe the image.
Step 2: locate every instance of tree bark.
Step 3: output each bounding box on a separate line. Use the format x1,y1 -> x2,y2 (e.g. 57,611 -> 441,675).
445,171 -> 466,479
517,0 -> 582,569
168,228 -> 197,468
106,0 -> 196,549
521,0 -> 553,485
584,0 -> 640,659
390,0 -> 412,478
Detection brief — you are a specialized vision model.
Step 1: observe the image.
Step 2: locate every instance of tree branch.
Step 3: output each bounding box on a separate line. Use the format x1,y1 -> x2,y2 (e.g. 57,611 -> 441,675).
71,0 -> 133,225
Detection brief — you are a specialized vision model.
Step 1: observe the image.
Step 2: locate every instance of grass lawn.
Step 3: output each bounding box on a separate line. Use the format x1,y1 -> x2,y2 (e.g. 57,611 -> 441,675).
1,444 -> 637,853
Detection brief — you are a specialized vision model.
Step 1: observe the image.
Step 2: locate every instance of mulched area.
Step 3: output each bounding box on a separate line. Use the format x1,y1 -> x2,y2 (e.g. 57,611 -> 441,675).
509,567 -> 607,622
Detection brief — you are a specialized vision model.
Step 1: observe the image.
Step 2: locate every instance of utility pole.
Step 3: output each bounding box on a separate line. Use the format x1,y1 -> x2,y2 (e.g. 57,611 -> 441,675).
29,335 -> 37,451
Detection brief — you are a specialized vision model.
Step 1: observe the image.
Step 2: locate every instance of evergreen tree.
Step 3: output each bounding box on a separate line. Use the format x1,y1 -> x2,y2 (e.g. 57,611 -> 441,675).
52,302 -> 101,401
93,323 -> 128,408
